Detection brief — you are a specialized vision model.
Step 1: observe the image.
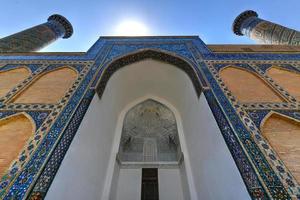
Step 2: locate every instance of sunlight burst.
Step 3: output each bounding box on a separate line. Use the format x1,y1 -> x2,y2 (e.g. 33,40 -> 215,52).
115,20 -> 149,36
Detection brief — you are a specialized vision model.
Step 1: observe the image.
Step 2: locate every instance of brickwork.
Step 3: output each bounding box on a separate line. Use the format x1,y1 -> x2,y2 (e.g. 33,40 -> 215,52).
267,67 -> 300,101
219,66 -> 284,102
12,67 -> 78,104
0,67 -> 30,97
262,113 -> 300,184
0,113 -> 34,177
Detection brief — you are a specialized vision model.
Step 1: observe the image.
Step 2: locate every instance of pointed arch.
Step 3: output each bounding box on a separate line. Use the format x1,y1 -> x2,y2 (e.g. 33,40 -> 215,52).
118,98 -> 180,163
0,112 -> 35,177
267,66 -> 300,100
12,67 -> 78,104
0,67 -> 30,98
95,49 -> 203,98
219,66 -> 284,102
261,112 -> 300,183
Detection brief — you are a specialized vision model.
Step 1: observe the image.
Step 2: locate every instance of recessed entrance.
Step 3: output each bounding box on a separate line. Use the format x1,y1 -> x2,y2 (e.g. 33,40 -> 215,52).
115,99 -> 185,200
141,168 -> 159,200
117,99 -> 182,166
45,59 -> 250,200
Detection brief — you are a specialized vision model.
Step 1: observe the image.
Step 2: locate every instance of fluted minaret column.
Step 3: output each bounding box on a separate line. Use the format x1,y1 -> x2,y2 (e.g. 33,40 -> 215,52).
0,14 -> 73,52
233,10 -> 300,45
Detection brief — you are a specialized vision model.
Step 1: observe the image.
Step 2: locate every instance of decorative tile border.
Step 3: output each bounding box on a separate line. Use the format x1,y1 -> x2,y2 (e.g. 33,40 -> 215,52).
240,102 -> 297,110
0,65 -> 47,105
0,64 -> 42,73
0,62 -> 93,199
204,90 -> 270,199
0,104 -> 55,111
95,49 -> 203,98
206,59 -> 300,66
28,96 -> 94,199
206,60 -> 300,110
256,63 -> 300,73
205,52 -> 300,61
251,64 -> 298,105
246,109 -> 300,129
0,110 -> 50,130
0,60 -> 93,65
0,37 -> 299,199
204,60 -> 300,198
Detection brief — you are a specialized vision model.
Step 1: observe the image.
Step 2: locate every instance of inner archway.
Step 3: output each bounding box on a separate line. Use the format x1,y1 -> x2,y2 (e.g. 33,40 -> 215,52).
46,53 -> 250,200
118,99 -> 182,165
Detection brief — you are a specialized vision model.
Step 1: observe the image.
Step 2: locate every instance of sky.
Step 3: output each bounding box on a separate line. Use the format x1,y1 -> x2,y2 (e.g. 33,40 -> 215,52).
0,0 -> 299,52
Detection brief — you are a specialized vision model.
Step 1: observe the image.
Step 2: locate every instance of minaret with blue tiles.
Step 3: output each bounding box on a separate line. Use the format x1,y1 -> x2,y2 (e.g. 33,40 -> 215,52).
233,10 -> 300,45
0,14 -> 73,52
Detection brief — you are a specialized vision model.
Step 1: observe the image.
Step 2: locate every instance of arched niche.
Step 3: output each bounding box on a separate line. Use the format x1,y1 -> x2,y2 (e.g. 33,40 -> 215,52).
47,57 -> 250,200
219,66 -> 284,103
0,113 -> 35,177
118,99 -> 182,165
0,67 -> 30,98
261,112 -> 300,183
96,49 -> 203,99
12,67 -> 78,104
267,66 -> 300,100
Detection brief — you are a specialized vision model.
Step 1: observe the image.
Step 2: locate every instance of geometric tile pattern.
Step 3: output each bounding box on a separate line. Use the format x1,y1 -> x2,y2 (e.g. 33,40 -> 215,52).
0,14 -> 72,53
0,24 -> 57,53
0,62 -> 92,199
0,36 -> 299,199
28,97 -> 93,199
205,60 -> 300,199
95,49 -> 203,98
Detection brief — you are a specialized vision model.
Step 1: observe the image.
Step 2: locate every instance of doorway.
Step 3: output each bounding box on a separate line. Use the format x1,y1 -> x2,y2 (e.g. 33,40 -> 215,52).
141,168 -> 159,200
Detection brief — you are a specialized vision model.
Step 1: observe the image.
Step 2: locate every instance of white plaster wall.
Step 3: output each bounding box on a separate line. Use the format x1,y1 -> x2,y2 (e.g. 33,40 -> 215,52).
115,169 -> 141,200
179,161 -> 191,200
110,159 -> 120,200
46,59 -> 250,200
45,92 -> 119,200
159,169 -> 184,200
181,92 -> 250,200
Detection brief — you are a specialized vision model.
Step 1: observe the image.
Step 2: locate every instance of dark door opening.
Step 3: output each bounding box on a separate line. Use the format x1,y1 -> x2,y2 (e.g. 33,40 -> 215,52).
141,168 -> 159,200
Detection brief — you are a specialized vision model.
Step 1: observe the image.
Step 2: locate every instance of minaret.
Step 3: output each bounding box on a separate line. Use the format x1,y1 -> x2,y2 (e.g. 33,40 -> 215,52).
232,10 -> 300,45
0,14 -> 73,52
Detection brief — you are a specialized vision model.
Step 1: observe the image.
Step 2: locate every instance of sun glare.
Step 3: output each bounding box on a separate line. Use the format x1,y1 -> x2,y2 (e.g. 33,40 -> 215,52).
115,20 -> 149,36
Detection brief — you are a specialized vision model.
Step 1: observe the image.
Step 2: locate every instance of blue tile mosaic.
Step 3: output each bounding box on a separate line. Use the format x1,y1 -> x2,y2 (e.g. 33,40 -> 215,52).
213,62 -> 255,72
0,111 -> 50,130
0,64 -> 42,73
45,64 -> 85,73
205,52 -> 300,61
0,36 -> 299,199
256,63 -> 300,73
247,109 -> 300,129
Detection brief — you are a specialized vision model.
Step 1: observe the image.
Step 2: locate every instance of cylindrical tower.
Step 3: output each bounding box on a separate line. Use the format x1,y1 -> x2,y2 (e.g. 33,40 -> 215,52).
233,10 -> 300,45
0,14 -> 73,52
